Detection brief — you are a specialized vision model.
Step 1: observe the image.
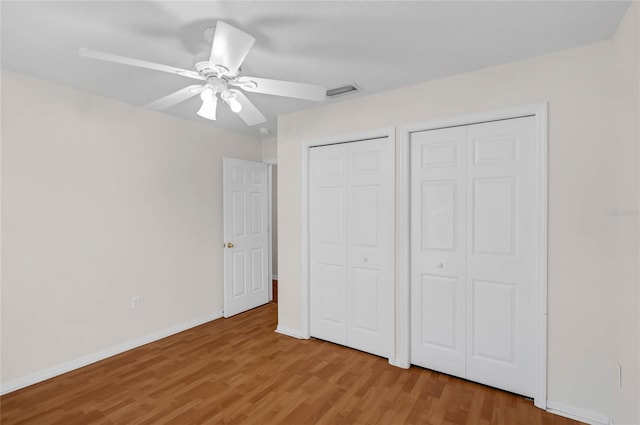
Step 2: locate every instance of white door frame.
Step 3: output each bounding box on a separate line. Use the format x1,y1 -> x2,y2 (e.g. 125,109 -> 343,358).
266,161 -> 276,301
399,103 -> 548,409
300,127 -> 396,363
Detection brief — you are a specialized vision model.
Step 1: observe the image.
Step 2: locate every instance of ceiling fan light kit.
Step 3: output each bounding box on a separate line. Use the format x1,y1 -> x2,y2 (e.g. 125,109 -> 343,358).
197,88 -> 218,120
222,90 -> 243,113
79,21 -> 327,127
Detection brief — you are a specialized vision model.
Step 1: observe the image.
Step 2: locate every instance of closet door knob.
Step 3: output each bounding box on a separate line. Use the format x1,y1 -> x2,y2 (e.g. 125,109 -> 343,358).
226,242 -> 234,248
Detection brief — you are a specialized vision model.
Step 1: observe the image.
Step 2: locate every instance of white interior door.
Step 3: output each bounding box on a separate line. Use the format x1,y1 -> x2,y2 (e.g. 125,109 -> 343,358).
309,143 -> 349,345
223,158 -> 269,318
346,139 -> 392,357
310,138 -> 392,358
464,117 -> 536,396
410,126 -> 467,378
410,116 -> 537,397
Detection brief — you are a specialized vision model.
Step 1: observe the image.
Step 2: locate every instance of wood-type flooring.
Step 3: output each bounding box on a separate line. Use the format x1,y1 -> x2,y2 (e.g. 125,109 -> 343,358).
1,303 -> 582,425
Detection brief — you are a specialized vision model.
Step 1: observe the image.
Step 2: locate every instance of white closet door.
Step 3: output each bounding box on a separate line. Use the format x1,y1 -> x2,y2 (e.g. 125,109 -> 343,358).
410,127 -> 467,378
465,117 -> 536,397
310,138 -> 391,358
310,144 -> 349,345
410,116 -> 537,398
347,138 -> 392,357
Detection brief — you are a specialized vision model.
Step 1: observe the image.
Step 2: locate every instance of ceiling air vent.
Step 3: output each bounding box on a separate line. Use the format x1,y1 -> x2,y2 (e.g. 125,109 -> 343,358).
326,84 -> 360,98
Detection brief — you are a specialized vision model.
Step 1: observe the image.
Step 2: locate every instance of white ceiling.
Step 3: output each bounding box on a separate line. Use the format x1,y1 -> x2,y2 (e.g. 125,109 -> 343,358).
1,1 -> 630,138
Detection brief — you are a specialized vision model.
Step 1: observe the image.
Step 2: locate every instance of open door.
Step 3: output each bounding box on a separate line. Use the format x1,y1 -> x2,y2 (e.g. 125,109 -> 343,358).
223,158 -> 269,318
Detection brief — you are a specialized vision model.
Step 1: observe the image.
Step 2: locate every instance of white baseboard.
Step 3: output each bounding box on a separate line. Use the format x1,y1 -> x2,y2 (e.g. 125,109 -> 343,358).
0,310 -> 224,396
275,325 -> 305,339
271,274 -> 278,280
547,401 -> 611,425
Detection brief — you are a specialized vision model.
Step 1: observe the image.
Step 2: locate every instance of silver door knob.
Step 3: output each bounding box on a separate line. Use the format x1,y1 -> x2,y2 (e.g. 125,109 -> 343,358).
437,262 -> 444,268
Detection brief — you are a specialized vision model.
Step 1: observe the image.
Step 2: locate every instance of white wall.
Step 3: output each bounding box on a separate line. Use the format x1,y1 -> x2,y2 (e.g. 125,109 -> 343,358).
622,6 -> 640,425
262,137 -> 277,164
611,4 -> 640,423
277,4 -> 639,423
0,70 -> 262,388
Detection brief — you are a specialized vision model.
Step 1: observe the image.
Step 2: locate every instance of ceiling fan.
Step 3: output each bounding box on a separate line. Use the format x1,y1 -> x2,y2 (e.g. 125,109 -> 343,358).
79,21 -> 327,126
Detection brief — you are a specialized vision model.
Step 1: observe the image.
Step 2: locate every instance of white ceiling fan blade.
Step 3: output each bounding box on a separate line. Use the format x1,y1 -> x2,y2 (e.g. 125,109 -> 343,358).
233,76 -> 326,101
78,48 -> 204,81
209,21 -> 255,75
233,91 -> 267,126
145,85 -> 204,110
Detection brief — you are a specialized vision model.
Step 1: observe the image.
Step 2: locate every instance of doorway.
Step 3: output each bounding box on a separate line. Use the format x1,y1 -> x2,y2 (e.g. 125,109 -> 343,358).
222,158 -> 270,317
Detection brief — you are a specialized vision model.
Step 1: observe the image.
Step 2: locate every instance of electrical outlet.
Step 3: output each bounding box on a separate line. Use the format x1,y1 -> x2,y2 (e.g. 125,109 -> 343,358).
131,296 -> 140,309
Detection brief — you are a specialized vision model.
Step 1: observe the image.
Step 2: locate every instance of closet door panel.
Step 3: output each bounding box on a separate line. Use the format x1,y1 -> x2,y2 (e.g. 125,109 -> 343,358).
465,117 -> 536,397
310,144 -> 349,345
347,138 -> 391,358
410,127 -> 467,378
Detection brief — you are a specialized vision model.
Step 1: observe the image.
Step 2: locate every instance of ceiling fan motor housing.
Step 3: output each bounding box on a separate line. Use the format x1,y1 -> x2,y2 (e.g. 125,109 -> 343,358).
194,60 -> 236,80
202,75 -> 228,93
